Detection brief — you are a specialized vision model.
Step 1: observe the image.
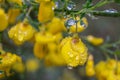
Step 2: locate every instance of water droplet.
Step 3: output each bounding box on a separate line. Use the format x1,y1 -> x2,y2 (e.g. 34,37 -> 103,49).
76,56 -> 79,60
67,66 -> 73,70
55,1 -> 64,9
104,9 -> 118,13
80,61 -> 83,64
55,2 -> 59,8
80,20 -> 87,28
68,52 -> 73,57
87,13 -> 98,20
70,54 -> 73,57
18,35 -> 24,41
67,2 -> 76,10
66,18 -> 76,28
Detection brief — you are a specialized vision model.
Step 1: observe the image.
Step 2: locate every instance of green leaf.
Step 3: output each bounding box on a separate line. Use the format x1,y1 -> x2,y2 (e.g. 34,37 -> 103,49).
114,50 -> 120,56
16,13 -> 25,22
114,0 -> 120,3
83,0 -> 93,8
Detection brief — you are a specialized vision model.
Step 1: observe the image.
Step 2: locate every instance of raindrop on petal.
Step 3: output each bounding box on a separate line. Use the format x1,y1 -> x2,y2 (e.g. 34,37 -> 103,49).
66,18 -> 76,28
80,20 -> 87,28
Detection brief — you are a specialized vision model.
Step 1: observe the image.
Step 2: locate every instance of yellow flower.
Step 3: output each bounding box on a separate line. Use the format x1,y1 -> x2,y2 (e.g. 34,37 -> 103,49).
46,17 -> 66,34
38,1 -> 54,23
34,42 -> 47,59
45,52 -> 66,66
95,59 -> 120,80
8,22 -> 36,45
60,36 -> 88,67
85,54 -> 95,77
0,8 -> 8,32
7,0 -> 22,6
0,52 -> 22,68
7,8 -> 21,24
35,31 -> 56,44
86,35 -> 104,46
35,0 -> 50,3
69,17 -> 88,33
12,62 -> 25,73
0,51 -> 22,78
0,0 -> 4,3
26,59 -> 39,72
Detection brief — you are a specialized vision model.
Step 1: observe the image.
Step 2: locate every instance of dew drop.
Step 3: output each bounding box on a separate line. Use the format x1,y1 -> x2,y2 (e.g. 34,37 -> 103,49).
87,13 -> 98,20
67,66 -> 73,70
70,54 -> 73,57
18,35 -> 24,41
55,1 -> 64,9
67,2 -> 76,10
104,9 -> 118,13
76,56 -> 79,60
66,18 -> 76,29
80,20 -> 87,28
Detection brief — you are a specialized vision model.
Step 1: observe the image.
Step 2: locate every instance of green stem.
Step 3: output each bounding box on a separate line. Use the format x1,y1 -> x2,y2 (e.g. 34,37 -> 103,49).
101,40 -> 120,48
90,0 -> 113,10
55,9 -> 120,17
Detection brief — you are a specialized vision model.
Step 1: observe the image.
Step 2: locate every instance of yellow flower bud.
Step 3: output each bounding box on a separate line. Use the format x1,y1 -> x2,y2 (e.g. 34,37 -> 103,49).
87,35 -> 104,46
7,8 -> 21,24
85,54 -> 95,77
46,17 -> 66,34
69,17 -> 88,33
38,1 -> 54,23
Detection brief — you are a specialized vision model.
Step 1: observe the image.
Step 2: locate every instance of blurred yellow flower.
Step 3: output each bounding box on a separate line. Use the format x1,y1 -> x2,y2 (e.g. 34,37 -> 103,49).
38,1 -> 54,23
87,35 -> 104,46
95,59 -> 120,80
0,8 -> 8,32
45,52 -> 66,66
0,51 -> 22,78
46,17 -> 66,34
26,59 -> 39,72
12,62 -> 25,73
85,54 -> 95,77
7,8 -> 21,24
35,0 -> 50,3
35,31 -> 56,44
34,42 -> 47,59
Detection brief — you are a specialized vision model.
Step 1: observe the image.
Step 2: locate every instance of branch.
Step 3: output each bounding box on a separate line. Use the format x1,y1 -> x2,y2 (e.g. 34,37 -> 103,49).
54,9 -> 120,17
